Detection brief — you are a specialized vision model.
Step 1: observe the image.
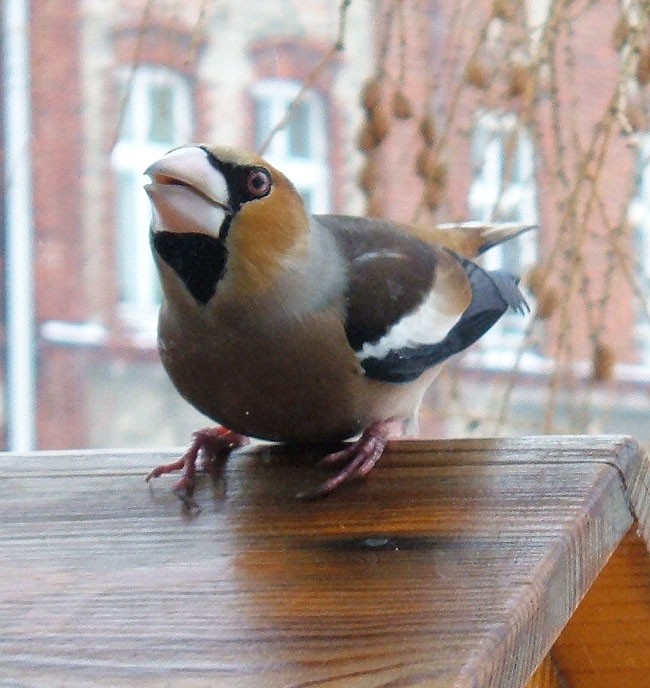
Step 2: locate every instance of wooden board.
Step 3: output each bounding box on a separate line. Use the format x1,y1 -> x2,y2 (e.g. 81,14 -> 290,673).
552,527 -> 650,687
0,436 -> 647,687
524,656 -> 564,688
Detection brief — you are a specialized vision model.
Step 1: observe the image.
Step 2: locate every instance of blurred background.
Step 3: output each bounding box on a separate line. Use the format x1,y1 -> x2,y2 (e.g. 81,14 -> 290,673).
2,0 -> 650,451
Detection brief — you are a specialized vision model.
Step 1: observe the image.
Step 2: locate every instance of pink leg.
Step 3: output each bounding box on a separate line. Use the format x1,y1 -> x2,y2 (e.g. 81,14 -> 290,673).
146,427 -> 248,509
297,420 -> 402,499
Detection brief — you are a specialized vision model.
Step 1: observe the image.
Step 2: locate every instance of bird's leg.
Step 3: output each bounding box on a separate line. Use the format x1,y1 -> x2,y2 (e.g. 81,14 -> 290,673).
297,420 -> 403,499
145,427 -> 248,508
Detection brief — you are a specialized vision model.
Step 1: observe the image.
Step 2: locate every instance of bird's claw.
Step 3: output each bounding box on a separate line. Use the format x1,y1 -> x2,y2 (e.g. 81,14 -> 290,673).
146,427 -> 248,509
296,423 -> 392,499
145,457 -> 186,483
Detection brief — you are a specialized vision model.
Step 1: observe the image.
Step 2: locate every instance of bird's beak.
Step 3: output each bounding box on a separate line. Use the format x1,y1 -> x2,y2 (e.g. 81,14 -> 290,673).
144,146 -> 231,236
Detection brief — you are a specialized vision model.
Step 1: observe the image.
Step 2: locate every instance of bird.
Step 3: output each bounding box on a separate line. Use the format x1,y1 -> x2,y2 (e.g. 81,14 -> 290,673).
143,144 -> 533,506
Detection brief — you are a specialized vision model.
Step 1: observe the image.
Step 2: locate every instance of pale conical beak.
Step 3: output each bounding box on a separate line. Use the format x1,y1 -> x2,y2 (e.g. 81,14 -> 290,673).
145,146 -> 231,236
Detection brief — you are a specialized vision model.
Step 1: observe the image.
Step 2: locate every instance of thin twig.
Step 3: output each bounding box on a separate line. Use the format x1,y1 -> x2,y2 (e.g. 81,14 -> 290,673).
257,0 -> 352,156
111,0 -> 156,149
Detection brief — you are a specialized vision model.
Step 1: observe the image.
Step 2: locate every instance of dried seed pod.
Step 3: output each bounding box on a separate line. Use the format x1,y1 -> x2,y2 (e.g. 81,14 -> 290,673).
419,115 -> 437,147
415,148 -> 436,179
391,89 -> 413,119
368,104 -> 391,144
526,265 -> 549,297
357,122 -> 377,153
415,150 -> 448,188
423,180 -> 443,211
592,342 -> 615,382
636,45 -> 650,87
430,159 -> 448,188
492,0 -> 515,21
525,264 -> 560,319
466,58 -> 490,90
357,158 -> 380,193
366,193 -> 384,217
361,78 -> 382,112
535,286 -> 560,320
508,61 -> 530,98
612,14 -> 631,52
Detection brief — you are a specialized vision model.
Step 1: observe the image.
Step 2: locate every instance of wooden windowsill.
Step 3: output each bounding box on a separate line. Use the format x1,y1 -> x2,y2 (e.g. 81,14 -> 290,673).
1,435 -> 649,687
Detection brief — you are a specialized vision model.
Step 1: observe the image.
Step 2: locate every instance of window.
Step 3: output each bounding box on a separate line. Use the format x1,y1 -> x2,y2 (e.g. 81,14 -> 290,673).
111,66 -> 192,331
252,79 -> 331,213
629,133 -> 650,360
468,110 -> 539,353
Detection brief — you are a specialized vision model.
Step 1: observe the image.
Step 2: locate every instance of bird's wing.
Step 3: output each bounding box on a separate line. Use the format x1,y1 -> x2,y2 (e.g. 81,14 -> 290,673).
315,215 -> 470,380
315,215 -> 527,384
361,260 -> 528,382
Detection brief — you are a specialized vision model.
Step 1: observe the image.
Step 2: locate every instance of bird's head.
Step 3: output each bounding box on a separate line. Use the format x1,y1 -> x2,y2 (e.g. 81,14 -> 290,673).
145,144 -> 309,304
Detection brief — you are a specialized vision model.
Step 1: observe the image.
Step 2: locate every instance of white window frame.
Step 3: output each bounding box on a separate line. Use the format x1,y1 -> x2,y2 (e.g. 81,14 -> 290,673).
468,110 -> 539,355
630,133 -> 650,360
111,66 -> 192,334
252,79 -> 331,214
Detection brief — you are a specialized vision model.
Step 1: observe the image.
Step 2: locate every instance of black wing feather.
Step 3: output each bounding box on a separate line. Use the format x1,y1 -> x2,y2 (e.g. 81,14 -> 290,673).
360,258 -> 528,383
316,215 -> 528,385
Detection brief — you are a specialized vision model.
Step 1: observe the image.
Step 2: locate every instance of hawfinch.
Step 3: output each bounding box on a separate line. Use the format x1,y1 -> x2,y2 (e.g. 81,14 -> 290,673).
144,144 -> 531,505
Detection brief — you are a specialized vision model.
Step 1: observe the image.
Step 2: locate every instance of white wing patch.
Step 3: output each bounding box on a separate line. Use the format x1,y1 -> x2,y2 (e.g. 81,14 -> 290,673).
355,287 -> 462,362
353,249 -> 409,264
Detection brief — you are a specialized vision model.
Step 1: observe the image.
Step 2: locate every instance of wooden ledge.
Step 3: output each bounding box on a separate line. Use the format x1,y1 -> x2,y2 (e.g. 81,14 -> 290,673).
0,435 -> 648,687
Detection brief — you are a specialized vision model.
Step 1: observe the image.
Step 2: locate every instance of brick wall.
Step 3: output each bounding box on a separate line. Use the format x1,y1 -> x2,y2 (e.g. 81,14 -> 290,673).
30,0 -> 88,446
20,0 -> 648,448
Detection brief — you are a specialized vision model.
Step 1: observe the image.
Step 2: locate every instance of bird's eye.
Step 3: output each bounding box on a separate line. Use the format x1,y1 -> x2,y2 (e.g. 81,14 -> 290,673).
246,168 -> 272,198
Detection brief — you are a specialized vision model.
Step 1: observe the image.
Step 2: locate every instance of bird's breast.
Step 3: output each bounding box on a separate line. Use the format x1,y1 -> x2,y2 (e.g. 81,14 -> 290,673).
157,305 -> 383,443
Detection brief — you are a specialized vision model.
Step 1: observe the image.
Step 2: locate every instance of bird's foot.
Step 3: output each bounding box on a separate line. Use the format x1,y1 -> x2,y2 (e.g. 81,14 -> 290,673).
297,420 -> 400,499
146,427 -> 249,510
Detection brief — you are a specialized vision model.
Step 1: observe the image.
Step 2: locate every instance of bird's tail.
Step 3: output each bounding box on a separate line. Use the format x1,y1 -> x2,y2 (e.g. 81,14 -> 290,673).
418,221 -> 538,258
488,270 -> 530,314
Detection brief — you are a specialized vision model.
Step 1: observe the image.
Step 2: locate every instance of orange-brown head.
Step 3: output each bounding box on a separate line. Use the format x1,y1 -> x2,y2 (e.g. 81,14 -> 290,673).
145,144 -> 309,304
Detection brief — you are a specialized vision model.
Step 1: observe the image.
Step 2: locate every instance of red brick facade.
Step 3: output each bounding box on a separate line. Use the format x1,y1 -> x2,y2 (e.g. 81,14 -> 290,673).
6,1 -> 650,448
30,0 -> 87,445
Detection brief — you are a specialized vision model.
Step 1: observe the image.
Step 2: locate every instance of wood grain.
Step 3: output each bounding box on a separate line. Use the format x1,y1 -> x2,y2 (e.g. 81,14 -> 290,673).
523,656 -> 565,688
552,527 -> 650,687
0,436 -> 646,687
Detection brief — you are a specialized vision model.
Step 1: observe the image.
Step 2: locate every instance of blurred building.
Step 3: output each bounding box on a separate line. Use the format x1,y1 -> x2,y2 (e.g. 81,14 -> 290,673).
2,0 -> 375,449
2,0 -> 650,449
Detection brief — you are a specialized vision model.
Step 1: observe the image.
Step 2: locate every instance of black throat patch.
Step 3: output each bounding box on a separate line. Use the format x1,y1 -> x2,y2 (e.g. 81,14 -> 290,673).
152,231 -> 227,305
